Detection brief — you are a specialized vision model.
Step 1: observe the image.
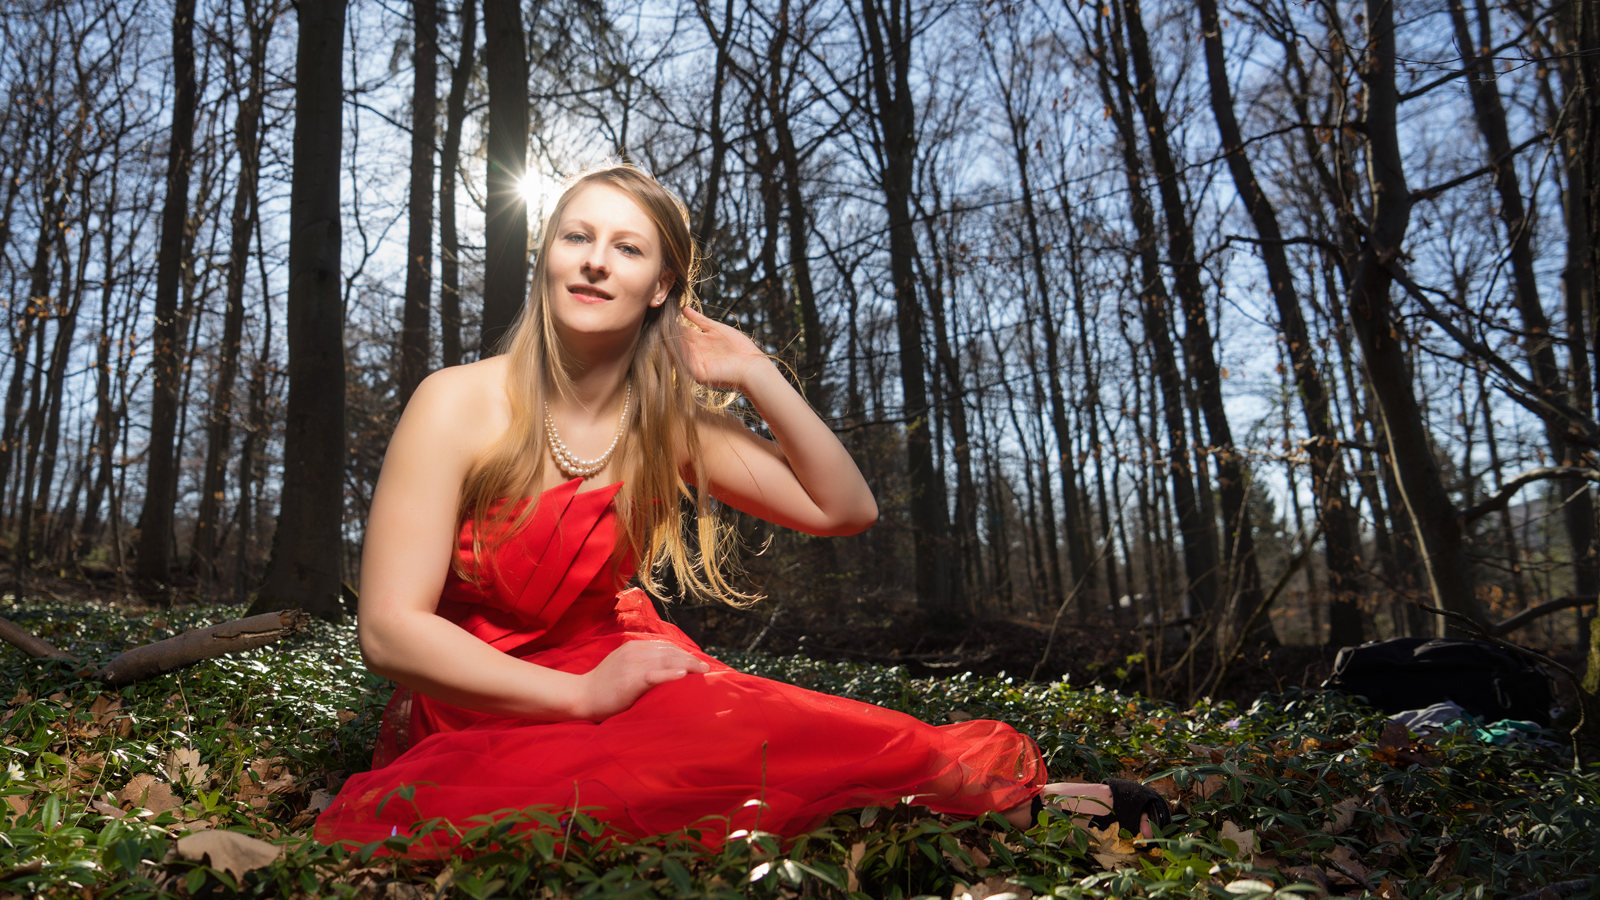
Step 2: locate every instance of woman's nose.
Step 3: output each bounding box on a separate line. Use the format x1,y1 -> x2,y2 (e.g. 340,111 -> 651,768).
581,247 -> 608,278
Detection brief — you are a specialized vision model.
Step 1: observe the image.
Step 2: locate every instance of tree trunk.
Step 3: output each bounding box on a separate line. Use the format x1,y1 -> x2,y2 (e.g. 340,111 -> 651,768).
1121,0 -> 1265,644
856,0 -> 956,619
480,0 -> 529,355
248,0 -> 348,620
400,0 -> 439,405
693,0 -> 737,247
1093,7 -> 1219,616
438,0 -> 477,369
1348,0 -> 1485,633
134,0 -> 198,593
1198,0 -> 1363,645
1450,0 -> 1597,614
194,11 -> 270,579
1574,0 -> 1600,716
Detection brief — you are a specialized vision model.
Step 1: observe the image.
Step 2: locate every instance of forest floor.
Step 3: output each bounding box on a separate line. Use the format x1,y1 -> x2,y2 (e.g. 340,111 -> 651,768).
0,579 -> 1597,898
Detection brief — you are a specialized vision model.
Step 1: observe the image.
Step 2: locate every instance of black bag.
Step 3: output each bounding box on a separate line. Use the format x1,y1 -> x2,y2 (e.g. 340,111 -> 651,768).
1323,637 -> 1555,727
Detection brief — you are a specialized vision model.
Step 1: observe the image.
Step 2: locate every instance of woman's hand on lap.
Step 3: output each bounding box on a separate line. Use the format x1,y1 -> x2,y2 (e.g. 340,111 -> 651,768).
578,640 -> 710,722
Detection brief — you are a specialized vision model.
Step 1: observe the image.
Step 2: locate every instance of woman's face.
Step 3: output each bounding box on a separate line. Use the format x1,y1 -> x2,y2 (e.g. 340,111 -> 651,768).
544,182 -> 674,349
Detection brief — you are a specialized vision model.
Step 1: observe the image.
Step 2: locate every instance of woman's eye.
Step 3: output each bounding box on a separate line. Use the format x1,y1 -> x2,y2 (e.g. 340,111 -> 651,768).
563,232 -> 588,243
618,244 -> 641,256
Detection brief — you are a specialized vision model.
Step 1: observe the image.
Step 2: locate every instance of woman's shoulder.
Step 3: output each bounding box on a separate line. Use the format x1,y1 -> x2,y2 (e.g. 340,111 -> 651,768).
399,358 -> 514,456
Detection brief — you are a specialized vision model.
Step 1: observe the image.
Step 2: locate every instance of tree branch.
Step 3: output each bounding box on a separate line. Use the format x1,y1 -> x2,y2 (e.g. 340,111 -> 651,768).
1387,264 -> 1600,442
96,610 -> 312,686
1459,466 -> 1600,524
0,610 -> 310,685
1491,595 -> 1596,637
0,615 -> 74,660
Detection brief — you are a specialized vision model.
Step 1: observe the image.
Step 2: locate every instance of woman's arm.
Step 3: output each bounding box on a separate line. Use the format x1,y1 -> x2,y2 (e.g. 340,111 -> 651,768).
679,306 -> 878,536
357,364 -> 707,721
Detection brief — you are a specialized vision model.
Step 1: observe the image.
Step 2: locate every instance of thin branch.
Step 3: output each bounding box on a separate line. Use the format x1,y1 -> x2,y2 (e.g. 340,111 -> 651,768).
1388,264 -> 1600,442
1491,595 -> 1597,637
1459,467 -> 1600,524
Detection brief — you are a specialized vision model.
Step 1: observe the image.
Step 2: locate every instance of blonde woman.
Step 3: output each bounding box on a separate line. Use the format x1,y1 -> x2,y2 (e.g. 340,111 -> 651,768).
315,164 -> 1168,853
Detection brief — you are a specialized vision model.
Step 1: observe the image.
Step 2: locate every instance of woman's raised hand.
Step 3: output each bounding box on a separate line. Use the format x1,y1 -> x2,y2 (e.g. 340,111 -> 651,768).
679,305 -> 768,390
577,639 -> 711,722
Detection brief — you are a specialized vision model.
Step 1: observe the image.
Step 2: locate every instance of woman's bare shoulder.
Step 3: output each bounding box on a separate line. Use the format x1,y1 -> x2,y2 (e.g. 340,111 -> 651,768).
397,357 -> 514,461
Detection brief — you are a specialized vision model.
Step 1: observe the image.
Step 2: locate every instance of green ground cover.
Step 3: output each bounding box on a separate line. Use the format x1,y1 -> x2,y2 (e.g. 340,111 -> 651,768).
0,597 -> 1595,899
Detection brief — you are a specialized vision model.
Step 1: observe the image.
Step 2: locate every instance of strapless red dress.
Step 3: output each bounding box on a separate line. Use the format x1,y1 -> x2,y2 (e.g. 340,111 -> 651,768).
315,479 -> 1045,852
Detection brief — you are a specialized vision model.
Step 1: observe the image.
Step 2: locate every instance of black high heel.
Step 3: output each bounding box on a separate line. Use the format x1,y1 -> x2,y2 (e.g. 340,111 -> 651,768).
1029,778 -> 1172,834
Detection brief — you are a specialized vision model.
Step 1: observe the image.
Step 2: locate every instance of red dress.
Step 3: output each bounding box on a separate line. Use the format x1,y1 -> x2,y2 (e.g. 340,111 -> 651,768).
315,479 -> 1045,851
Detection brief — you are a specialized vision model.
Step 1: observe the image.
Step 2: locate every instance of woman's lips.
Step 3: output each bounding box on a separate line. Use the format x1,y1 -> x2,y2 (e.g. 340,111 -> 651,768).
567,284 -> 612,303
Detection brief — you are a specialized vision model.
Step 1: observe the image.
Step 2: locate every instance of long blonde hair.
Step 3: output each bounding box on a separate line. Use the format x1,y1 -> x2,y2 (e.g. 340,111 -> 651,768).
455,164 -> 750,606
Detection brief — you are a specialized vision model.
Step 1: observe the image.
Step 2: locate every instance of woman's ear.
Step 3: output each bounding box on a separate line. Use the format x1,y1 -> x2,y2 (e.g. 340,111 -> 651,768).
649,271 -> 675,308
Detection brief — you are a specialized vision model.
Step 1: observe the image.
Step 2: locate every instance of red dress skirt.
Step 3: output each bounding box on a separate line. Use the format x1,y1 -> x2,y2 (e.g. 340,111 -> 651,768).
314,479 -> 1045,852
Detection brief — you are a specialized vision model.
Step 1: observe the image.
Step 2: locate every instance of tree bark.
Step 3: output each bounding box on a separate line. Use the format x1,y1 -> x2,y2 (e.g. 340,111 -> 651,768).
248,0 -> 348,620
194,9 -> 271,579
1347,0 -> 1485,633
134,0 -> 198,593
1449,0 -> 1598,608
1121,0 -> 1264,643
480,0 -> 529,355
400,0 -> 439,405
855,0 -> 956,618
1198,0 -> 1363,645
438,0 -> 477,369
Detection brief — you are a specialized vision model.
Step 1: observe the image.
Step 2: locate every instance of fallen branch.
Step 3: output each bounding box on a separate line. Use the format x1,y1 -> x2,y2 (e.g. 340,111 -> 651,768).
1458,467 -> 1600,525
1491,595 -> 1596,636
0,609 -> 311,686
0,614 -> 74,660
96,610 -> 312,686
1410,603 -> 1589,772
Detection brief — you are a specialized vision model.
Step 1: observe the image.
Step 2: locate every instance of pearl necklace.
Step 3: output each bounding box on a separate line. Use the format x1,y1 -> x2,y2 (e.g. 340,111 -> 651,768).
545,383 -> 631,479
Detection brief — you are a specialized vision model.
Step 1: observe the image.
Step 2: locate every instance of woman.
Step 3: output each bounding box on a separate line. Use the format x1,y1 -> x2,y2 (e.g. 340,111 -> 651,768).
315,164 -> 1167,852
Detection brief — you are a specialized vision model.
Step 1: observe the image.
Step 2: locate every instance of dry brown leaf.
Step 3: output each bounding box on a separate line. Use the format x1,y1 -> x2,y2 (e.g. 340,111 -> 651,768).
4,794 -> 29,815
1321,797 -> 1362,835
336,710 -> 358,724
306,789 -> 335,814
1089,822 -> 1139,871
116,774 -> 182,814
1218,820 -> 1256,858
1283,865 -> 1331,897
90,799 -> 126,818
1425,841 -> 1461,884
384,884 -> 427,900
175,829 -> 281,881
166,748 -> 210,788
846,842 -> 864,893
1325,845 -> 1372,886
8,689 -> 32,706
1143,775 -> 1178,799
